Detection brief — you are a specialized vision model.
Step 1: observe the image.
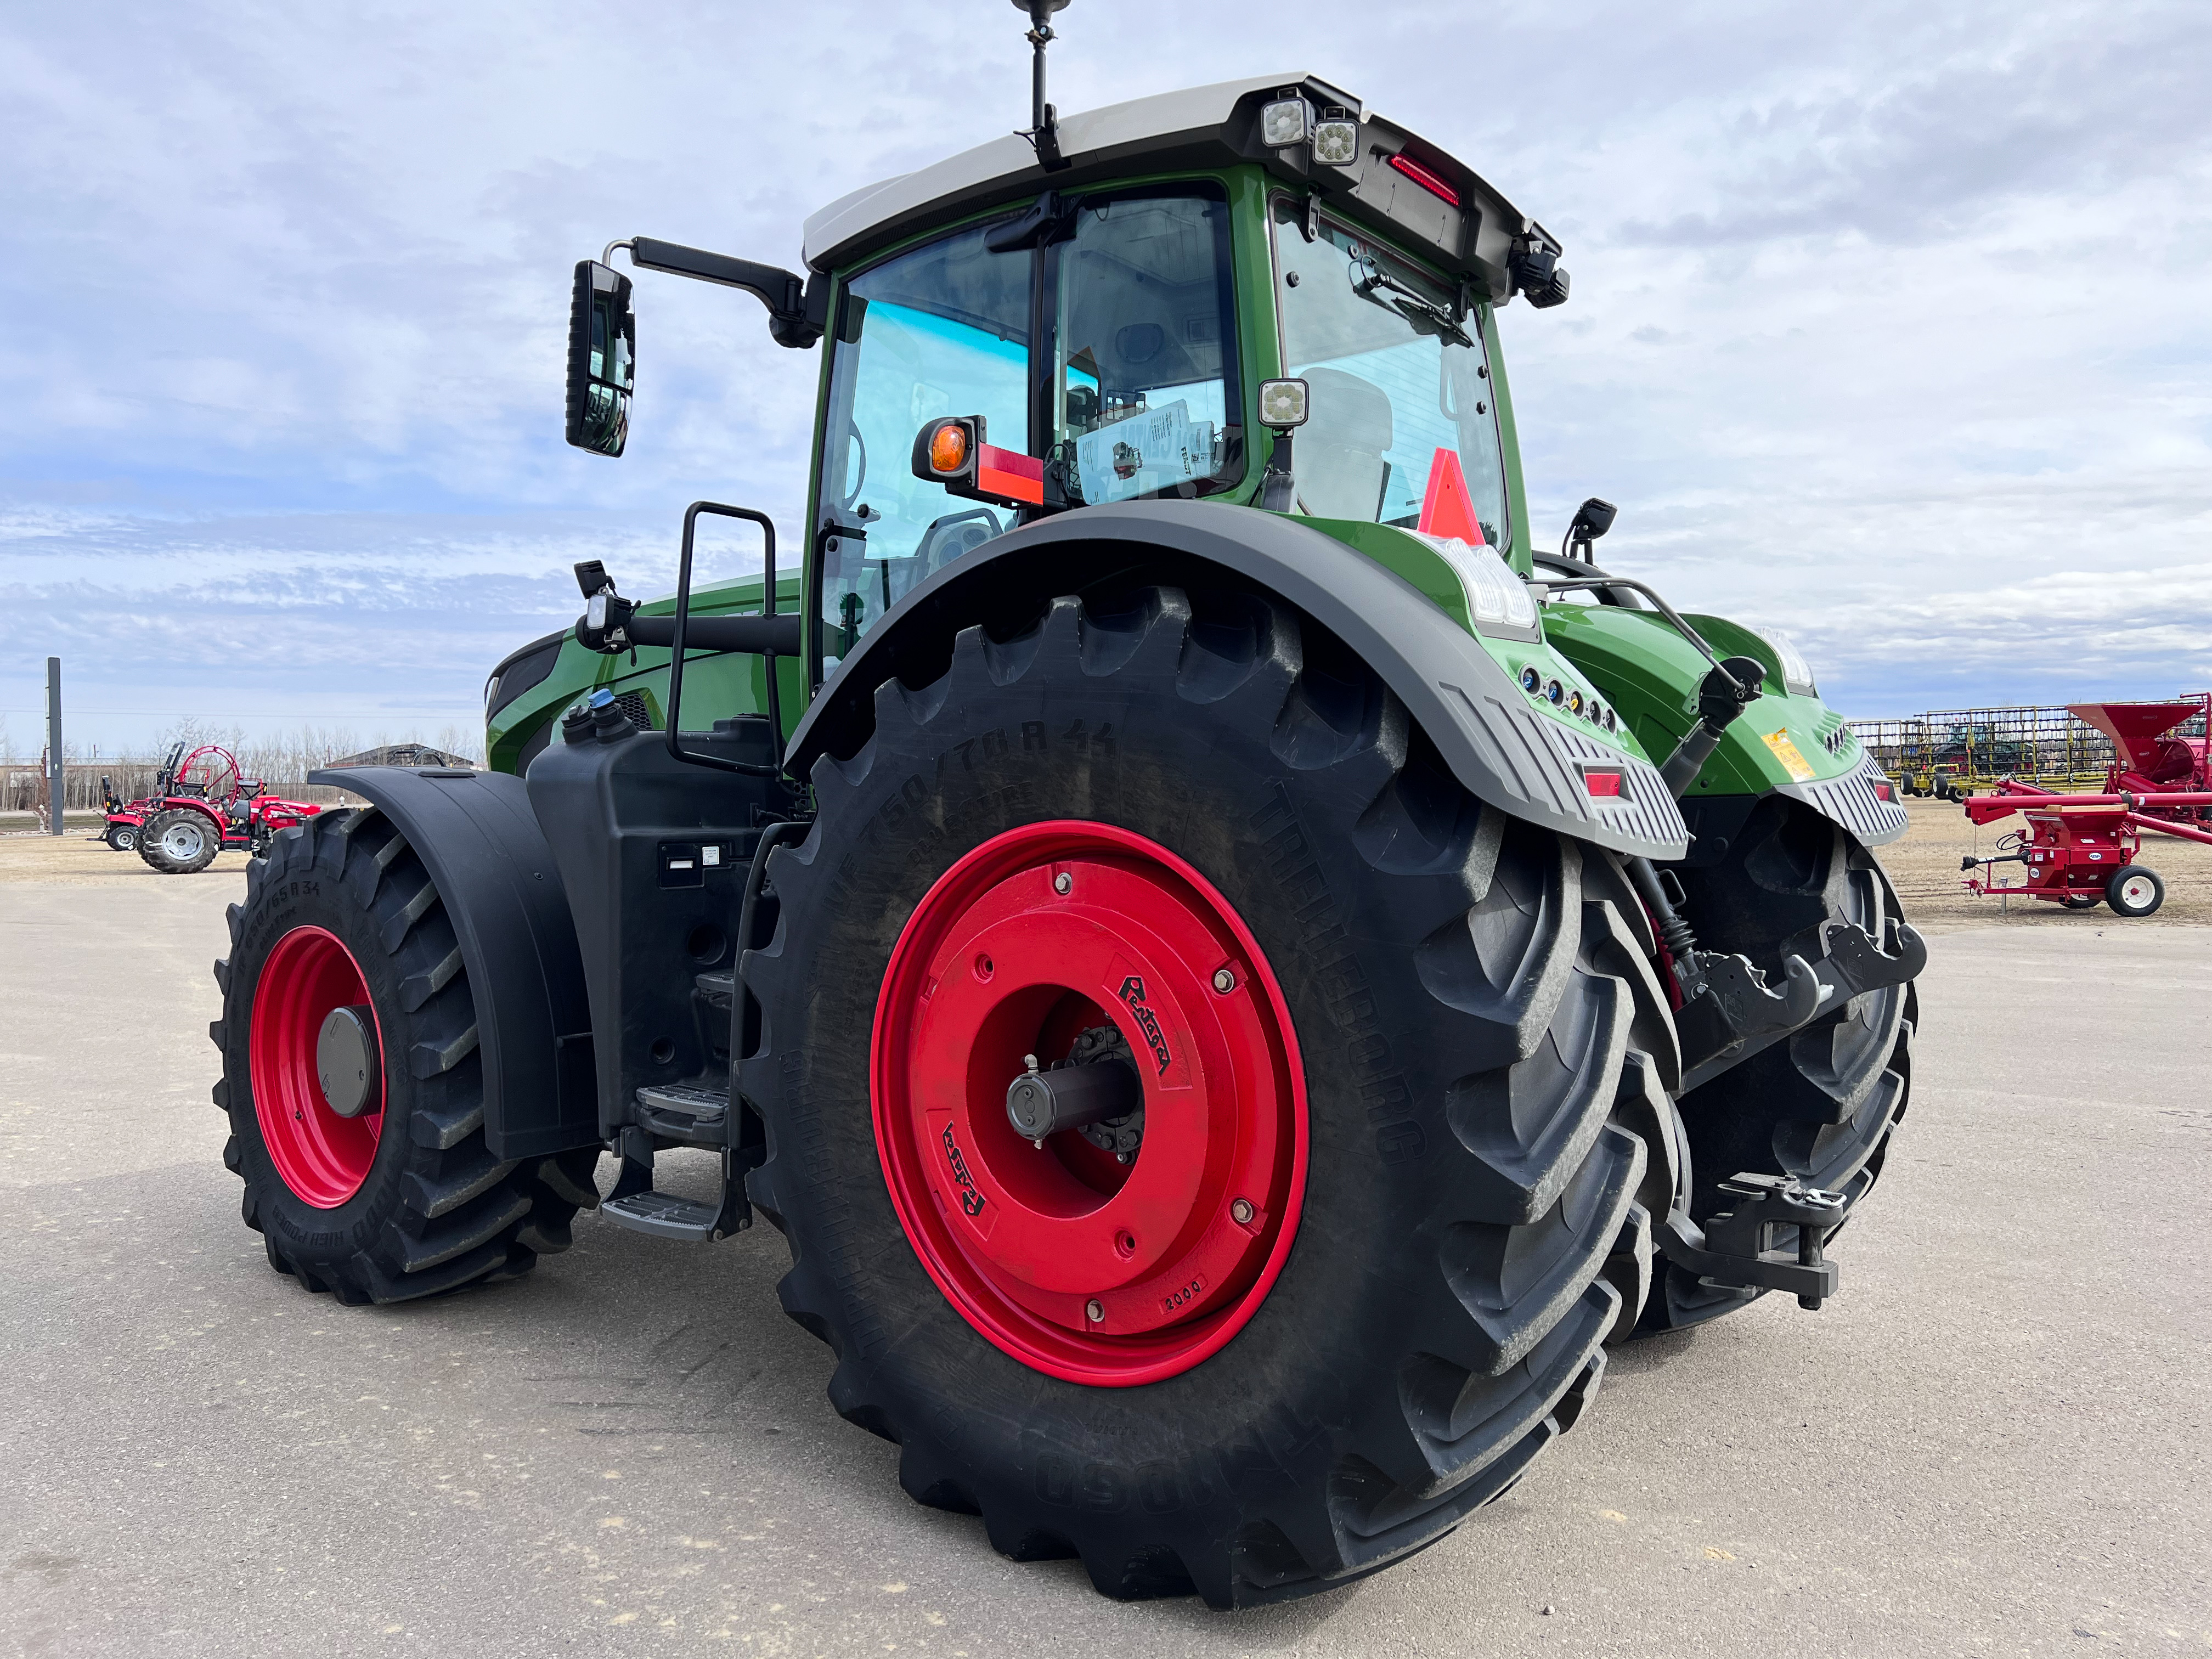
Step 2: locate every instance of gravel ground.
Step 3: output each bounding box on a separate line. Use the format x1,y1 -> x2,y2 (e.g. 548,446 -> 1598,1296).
3,827 -> 2207,1657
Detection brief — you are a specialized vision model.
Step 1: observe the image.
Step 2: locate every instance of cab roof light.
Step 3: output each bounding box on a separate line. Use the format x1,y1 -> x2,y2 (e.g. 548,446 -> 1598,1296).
1387,153 -> 1459,207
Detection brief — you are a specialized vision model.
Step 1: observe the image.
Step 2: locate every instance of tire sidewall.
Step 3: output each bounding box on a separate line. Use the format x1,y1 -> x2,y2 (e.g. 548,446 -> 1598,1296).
224,838 -> 417,1261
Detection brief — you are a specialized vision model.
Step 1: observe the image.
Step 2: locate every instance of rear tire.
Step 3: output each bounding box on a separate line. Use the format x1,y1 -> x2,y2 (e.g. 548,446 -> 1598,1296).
2106,865 -> 2163,917
742,587 -> 1678,1605
211,808 -> 600,1303
1651,796 -> 1916,1330
139,808 -> 219,873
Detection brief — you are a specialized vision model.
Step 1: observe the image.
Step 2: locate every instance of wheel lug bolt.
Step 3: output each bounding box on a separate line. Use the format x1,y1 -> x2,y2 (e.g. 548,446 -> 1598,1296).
1231,1198 -> 1255,1225
1085,1299 -> 1104,1323
1053,871 -> 1073,895
1212,968 -> 1235,994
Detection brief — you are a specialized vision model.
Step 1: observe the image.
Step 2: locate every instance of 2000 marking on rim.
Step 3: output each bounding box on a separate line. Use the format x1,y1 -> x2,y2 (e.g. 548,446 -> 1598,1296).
251,924 -> 386,1207
872,821 -> 1308,1387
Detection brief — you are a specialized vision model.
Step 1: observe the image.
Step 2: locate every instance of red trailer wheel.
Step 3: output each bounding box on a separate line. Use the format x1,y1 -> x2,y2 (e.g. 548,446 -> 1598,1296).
872,821 -> 1305,1386
2106,865 -> 2164,917
250,925 -> 385,1207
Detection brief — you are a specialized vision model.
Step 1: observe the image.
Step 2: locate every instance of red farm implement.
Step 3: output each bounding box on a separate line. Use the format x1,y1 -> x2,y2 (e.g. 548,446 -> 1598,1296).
1960,697 -> 2212,917
105,742 -> 324,873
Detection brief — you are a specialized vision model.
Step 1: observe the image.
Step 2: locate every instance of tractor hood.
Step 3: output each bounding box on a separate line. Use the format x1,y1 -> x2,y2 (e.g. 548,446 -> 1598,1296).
803,74 -> 1560,304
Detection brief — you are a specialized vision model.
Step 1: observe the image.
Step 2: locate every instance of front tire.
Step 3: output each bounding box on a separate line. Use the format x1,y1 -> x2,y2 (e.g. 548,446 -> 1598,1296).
743,588 -> 1677,1606
211,808 -> 600,1303
105,822 -> 139,851
139,808 -> 218,873
1654,797 -> 1916,1329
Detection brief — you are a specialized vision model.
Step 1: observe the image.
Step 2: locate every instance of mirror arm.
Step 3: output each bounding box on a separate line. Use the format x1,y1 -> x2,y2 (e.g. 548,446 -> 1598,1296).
628,236 -> 823,348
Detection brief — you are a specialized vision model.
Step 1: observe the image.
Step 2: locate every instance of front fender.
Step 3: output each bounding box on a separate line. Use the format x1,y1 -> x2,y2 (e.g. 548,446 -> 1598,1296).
790,500 -> 1689,860
1541,602 -> 1908,853
304,765 -> 599,1160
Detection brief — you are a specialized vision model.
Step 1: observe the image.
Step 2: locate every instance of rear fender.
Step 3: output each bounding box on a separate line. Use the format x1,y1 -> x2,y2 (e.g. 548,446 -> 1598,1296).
789,499 -> 1688,860
304,765 -> 600,1160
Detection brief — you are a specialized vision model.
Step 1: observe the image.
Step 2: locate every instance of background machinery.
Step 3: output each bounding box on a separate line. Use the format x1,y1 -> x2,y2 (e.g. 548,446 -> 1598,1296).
211,16 -> 1919,1607
1960,696 -> 2212,916
108,742 -> 324,873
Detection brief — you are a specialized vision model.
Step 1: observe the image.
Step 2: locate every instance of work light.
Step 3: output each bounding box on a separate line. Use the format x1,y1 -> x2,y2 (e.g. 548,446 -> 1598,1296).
1313,115 -> 1358,166
1261,96 -> 1312,149
1257,379 -> 1310,430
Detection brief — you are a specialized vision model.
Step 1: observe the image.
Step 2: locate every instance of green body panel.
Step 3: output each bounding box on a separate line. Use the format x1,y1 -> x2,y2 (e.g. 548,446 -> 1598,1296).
486,573 -> 806,772
1539,601 -> 1861,798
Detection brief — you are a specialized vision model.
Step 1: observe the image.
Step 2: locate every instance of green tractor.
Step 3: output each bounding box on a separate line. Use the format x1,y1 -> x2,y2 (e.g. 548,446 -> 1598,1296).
212,8 -> 1921,1607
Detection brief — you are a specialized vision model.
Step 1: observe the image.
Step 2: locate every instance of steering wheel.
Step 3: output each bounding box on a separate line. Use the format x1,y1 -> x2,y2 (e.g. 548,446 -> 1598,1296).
916,507 -> 1005,575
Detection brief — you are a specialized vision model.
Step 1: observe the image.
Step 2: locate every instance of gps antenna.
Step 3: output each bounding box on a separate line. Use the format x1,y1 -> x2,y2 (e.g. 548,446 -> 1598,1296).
1014,0 -> 1075,172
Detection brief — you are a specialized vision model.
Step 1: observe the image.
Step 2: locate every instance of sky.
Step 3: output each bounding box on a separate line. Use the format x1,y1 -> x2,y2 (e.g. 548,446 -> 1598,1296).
4,0 -> 2209,757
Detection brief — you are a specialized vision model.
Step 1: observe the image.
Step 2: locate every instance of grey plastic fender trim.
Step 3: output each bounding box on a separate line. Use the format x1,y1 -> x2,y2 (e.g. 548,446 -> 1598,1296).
1774,749 -> 1911,848
305,766 -> 601,1160
789,499 -> 1689,860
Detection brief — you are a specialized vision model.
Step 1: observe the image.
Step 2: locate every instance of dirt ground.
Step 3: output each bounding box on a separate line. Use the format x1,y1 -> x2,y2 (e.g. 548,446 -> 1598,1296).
9,795 -> 2207,928
0,817 -> 257,886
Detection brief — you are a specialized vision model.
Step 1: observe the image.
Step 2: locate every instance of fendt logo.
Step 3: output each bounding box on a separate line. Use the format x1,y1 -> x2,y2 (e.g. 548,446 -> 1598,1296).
939,1124 -> 986,1217
1117,975 -> 1173,1075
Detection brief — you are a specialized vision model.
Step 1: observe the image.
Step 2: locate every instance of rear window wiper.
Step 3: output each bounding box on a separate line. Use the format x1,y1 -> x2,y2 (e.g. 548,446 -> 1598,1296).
1350,255 -> 1472,348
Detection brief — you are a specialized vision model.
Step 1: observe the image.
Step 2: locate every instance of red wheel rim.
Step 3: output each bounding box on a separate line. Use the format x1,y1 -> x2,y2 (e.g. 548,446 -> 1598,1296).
872,821 -> 1307,1386
251,925 -> 385,1207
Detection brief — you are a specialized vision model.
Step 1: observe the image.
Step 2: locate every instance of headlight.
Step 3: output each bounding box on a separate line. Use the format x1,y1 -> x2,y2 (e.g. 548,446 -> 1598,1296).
1419,534 -> 1538,634
1760,629 -> 1818,697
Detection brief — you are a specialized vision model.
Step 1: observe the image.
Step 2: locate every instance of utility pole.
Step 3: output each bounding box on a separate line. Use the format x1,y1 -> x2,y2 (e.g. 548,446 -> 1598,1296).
46,656 -> 63,836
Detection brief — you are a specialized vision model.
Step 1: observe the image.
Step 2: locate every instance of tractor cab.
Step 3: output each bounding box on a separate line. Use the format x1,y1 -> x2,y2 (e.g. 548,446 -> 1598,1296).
557,58 -> 1574,702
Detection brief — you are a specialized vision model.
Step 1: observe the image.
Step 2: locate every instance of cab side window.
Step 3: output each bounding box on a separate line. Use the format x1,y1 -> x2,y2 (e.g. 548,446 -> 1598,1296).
1051,190 -> 1243,505
819,227 -> 1030,662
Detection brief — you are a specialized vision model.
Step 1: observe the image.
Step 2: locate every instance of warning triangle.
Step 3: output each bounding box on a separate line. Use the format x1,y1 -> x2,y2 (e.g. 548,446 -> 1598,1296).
1417,447 -> 1484,544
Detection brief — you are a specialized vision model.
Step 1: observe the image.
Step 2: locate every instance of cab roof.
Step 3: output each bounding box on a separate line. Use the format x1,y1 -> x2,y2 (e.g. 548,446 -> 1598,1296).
802,74 -> 1559,304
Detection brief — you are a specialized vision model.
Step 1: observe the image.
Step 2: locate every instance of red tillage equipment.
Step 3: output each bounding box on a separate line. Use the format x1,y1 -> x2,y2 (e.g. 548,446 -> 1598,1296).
2074,695 -> 2210,805
1962,697 -> 2211,916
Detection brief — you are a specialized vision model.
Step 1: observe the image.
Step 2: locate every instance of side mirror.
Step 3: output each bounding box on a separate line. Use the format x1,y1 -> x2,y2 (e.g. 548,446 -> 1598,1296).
1566,496 -> 1617,561
566,261 -> 634,456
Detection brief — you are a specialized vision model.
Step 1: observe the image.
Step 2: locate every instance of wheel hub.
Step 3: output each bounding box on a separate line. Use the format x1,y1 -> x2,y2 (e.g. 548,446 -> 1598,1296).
251,926 -> 385,1206
872,821 -> 1307,1386
315,1005 -> 383,1119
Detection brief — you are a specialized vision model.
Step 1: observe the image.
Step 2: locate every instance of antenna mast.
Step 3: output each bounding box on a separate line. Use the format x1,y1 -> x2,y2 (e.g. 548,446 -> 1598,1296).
1014,0 -> 1074,172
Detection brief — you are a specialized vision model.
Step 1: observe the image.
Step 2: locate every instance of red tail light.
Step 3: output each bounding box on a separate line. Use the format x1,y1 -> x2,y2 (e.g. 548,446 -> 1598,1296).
1387,153 -> 1460,206
1583,767 -> 1624,799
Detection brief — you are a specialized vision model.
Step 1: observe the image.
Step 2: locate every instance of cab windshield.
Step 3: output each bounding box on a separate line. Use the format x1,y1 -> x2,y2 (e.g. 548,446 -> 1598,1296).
1271,198 -> 1509,548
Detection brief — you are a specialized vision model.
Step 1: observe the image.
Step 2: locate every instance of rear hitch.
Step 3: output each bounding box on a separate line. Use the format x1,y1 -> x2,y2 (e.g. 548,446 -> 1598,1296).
1676,915 -> 1926,1094
1656,1171 -> 1867,1311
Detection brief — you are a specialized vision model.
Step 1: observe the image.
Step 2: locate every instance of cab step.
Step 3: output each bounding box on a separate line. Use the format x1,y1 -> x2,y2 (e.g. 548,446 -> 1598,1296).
601,1189 -> 726,1241
599,1141 -> 751,1242
635,1082 -> 728,1145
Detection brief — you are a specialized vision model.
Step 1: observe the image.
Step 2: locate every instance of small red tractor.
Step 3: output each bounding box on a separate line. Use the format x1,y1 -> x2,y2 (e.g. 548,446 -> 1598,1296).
106,742 -> 324,873
1960,697 -> 2211,917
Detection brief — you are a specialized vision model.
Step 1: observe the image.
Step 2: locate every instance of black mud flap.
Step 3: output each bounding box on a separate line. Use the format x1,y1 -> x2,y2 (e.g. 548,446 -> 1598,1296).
306,766 -> 599,1160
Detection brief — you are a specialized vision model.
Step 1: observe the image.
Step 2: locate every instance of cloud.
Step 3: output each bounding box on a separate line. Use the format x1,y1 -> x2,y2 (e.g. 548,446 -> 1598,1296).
4,0 -> 2209,746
